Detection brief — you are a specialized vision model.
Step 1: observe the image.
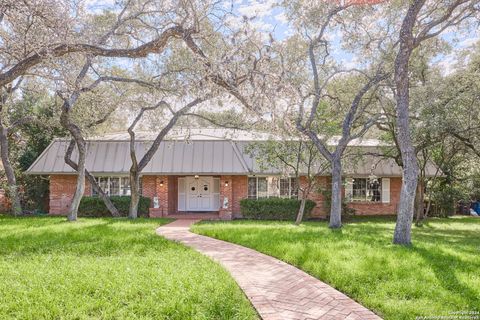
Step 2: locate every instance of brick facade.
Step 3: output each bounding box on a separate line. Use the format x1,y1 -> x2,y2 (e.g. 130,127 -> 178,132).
48,174 -> 404,219
347,177 -> 401,215
144,175 -> 170,217
50,175 -> 91,215
303,176 -> 329,218
219,175 -> 233,220
232,175 -> 247,218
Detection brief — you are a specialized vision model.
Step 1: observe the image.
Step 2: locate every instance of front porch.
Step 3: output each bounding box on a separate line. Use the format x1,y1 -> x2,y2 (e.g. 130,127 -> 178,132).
145,175 -> 245,220
162,212 -> 222,220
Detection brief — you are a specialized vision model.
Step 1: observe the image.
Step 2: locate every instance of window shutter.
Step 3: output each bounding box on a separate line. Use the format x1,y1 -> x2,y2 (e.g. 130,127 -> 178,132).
178,177 -> 186,211
382,178 -> 390,203
345,178 -> 353,202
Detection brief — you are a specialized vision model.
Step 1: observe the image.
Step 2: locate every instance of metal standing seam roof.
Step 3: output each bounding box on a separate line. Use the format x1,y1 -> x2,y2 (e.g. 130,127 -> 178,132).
26,138 -> 439,177
26,139 -> 254,175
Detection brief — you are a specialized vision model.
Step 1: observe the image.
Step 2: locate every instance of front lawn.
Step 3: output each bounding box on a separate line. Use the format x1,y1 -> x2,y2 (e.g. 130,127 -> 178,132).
192,216 -> 480,320
0,215 -> 257,320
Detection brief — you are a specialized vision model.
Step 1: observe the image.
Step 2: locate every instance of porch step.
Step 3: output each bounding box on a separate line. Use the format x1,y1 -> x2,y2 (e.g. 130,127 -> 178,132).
165,213 -> 221,220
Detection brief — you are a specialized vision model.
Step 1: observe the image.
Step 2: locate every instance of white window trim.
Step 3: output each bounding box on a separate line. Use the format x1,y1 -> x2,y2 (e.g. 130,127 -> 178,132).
348,176 -> 384,203
92,176 -> 133,197
248,176 -> 298,200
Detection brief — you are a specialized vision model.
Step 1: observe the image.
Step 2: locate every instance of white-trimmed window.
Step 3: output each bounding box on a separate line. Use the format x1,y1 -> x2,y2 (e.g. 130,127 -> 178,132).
92,176 -> 140,196
248,176 -> 298,199
345,177 -> 390,203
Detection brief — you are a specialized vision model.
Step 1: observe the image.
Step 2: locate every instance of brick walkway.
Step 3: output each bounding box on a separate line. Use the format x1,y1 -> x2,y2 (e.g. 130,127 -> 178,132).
157,219 -> 382,320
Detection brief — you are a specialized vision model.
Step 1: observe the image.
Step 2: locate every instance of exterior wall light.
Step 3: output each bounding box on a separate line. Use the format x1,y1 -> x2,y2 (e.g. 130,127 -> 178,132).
225,181 -> 229,187
194,175 -> 199,179
160,180 -> 164,187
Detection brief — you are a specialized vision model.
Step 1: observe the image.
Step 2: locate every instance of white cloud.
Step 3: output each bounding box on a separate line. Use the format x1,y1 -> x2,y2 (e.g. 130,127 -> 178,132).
238,0 -> 276,18
274,12 -> 288,24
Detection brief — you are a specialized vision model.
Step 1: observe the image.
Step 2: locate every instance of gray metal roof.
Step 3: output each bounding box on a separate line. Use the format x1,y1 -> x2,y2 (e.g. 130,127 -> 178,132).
27,139 -> 251,175
26,138 -> 439,177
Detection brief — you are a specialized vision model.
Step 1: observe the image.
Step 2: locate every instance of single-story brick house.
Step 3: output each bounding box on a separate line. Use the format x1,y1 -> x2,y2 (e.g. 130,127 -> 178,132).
26,129 -> 437,219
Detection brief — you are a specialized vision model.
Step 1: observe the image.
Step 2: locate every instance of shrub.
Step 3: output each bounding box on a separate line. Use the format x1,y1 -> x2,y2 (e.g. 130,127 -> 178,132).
78,196 -> 151,217
240,198 -> 316,220
320,187 -> 356,218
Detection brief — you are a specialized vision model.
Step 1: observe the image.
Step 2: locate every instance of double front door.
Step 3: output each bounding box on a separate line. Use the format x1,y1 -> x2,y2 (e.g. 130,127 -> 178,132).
186,176 -> 214,211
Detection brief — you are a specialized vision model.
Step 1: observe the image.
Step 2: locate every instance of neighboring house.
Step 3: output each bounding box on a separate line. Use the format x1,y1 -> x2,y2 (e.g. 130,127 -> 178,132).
26,129 -> 438,219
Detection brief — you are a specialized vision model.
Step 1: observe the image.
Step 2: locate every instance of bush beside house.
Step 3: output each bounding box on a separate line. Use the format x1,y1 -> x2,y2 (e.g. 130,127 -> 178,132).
78,196 -> 151,217
240,198 -> 316,220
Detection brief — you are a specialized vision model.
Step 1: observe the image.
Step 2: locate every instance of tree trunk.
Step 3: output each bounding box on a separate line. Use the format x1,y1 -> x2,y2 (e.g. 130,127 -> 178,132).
68,139 -> 86,221
60,108 -> 86,221
415,180 -> 425,225
0,126 -> 22,216
392,1 -> 423,245
126,98 -> 204,218
129,170 -> 140,219
329,157 -> 342,229
295,195 -> 307,225
86,171 -> 121,217
393,113 -> 419,244
64,139 -> 120,217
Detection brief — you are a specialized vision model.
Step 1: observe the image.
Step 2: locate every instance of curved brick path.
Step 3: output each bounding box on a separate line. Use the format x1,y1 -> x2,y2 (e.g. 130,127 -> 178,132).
157,219 -> 382,320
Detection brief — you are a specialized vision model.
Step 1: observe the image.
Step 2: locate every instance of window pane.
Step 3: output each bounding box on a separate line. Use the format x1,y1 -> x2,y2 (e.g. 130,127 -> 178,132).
268,177 -> 279,198
92,178 -> 99,196
352,178 -> 367,201
280,178 -> 290,197
290,178 -> 298,199
257,177 -> 267,198
121,177 -> 131,196
367,178 -> 382,202
109,177 -> 120,196
99,177 -> 109,195
248,177 -> 257,199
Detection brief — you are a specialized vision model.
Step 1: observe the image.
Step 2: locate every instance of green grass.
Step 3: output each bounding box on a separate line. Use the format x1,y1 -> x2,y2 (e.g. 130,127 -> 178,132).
0,215 -> 257,320
192,216 -> 480,320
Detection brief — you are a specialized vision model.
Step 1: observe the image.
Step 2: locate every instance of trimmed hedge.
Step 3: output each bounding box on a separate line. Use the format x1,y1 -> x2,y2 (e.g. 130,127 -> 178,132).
240,198 -> 316,220
78,196 -> 151,217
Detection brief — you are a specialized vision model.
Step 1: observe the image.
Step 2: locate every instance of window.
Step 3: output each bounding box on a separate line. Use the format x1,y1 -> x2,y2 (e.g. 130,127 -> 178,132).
257,177 -> 267,198
121,177 -> 131,196
92,176 -> 138,196
280,178 -> 290,197
351,178 -> 382,202
248,176 -> 298,199
280,177 -> 298,198
110,177 -> 120,195
248,177 -> 257,199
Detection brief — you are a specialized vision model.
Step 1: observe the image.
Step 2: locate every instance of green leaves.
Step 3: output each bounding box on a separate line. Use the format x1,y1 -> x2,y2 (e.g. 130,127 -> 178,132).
240,198 -> 316,220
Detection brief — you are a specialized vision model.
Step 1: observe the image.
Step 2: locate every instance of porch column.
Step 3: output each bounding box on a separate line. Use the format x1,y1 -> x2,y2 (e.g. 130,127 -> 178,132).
219,175 -> 233,220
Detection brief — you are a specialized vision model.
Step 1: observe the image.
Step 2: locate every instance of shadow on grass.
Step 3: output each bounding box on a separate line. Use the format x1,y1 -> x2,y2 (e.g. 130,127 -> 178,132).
413,245 -> 480,309
0,216 -> 175,257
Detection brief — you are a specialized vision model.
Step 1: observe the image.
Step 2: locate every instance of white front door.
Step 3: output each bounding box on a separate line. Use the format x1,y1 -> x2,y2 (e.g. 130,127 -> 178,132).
186,176 -> 213,211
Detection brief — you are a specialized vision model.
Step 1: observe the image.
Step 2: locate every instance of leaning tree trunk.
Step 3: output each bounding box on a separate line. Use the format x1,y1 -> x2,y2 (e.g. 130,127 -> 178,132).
129,170 -> 140,219
64,139 -> 120,217
0,126 -> 22,216
329,157 -> 343,229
